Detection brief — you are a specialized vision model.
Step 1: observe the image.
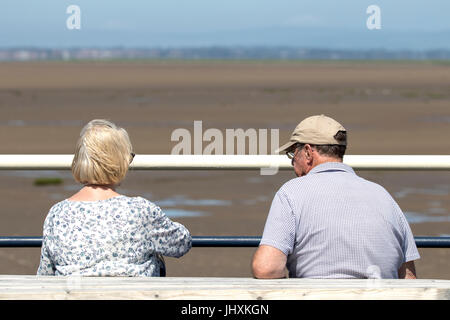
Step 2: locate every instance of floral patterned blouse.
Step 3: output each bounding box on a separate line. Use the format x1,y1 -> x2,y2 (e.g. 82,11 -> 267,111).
37,195 -> 192,276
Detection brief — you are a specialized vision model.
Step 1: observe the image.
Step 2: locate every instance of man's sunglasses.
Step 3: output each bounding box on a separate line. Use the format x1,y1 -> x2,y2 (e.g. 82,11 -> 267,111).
286,143 -> 307,160
286,144 -> 301,160
286,150 -> 296,160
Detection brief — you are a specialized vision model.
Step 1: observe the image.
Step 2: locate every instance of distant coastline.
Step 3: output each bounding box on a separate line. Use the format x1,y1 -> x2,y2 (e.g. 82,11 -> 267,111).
1,47 -> 450,62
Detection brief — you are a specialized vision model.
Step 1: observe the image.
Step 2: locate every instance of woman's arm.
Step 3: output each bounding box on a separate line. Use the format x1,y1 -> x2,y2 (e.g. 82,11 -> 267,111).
147,206 -> 192,258
37,212 -> 56,275
37,240 -> 56,275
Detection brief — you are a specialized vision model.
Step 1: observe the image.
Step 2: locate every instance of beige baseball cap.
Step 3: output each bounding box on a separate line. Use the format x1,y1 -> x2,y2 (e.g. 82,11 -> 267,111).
277,114 -> 346,153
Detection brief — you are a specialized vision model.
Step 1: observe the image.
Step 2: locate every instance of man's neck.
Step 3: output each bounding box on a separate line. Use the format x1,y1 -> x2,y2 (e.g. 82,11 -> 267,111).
313,157 -> 343,168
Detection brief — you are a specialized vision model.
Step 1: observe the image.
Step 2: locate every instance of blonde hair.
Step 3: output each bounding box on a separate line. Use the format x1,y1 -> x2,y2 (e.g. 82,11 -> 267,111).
72,119 -> 133,186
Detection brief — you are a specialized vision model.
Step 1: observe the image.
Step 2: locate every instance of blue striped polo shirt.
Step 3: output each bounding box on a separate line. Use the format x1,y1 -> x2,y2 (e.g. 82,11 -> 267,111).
260,162 -> 420,279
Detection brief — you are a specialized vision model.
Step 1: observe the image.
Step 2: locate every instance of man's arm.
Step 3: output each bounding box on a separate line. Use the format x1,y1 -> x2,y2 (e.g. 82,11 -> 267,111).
398,261 -> 417,279
252,245 -> 287,279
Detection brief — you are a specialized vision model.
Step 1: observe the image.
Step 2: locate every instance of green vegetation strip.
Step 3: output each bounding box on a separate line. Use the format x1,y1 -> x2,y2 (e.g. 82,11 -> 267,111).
33,178 -> 63,186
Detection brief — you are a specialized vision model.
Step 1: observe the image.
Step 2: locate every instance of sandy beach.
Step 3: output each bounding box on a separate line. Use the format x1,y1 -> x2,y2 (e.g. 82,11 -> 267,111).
0,61 -> 448,278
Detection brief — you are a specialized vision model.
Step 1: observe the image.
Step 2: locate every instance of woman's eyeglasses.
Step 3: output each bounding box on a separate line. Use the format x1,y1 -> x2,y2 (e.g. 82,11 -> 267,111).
130,153 -> 135,164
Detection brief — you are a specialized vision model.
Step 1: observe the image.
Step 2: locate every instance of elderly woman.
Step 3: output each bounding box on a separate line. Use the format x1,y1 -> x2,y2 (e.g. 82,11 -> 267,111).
37,119 -> 191,276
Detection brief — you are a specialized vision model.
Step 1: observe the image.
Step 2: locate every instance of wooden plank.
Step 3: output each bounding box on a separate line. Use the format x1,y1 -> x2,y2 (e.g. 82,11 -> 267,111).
1,276 -> 450,288
0,276 -> 449,300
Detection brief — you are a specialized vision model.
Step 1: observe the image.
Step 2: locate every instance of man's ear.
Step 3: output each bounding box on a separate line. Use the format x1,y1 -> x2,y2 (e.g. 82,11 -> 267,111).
304,144 -> 312,160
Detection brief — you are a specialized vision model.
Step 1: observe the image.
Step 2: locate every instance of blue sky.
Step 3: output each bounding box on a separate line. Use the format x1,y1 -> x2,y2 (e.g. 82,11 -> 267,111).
1,1 -> 450,49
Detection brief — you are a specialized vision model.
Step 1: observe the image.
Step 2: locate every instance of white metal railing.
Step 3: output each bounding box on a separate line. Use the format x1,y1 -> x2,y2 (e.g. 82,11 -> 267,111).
0,155 -> 449,170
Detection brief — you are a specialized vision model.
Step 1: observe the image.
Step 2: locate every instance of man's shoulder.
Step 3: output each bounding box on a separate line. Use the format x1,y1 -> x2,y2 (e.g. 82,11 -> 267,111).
277,176 -> 316,197
348,175 -> 400,206
279,176 -> 304,191
355,175 -> 391,194
279,171 -> 393,198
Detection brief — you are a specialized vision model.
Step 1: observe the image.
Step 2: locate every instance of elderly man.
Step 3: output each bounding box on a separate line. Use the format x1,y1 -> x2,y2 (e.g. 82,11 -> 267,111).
252,115 -> 419,279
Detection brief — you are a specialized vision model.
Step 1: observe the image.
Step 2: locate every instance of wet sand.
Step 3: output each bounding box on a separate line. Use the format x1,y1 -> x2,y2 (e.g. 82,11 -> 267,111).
0,61 -> 449,278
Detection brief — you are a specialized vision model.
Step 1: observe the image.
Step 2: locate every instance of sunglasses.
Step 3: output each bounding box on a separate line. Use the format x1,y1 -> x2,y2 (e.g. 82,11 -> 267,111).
286,144 -> 301,160
286,143 -> 308,160
286,150 -> 296,160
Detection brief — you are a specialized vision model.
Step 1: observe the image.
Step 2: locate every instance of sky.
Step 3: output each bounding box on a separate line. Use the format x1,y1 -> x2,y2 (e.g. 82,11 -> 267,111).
1,1 -> 450,50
